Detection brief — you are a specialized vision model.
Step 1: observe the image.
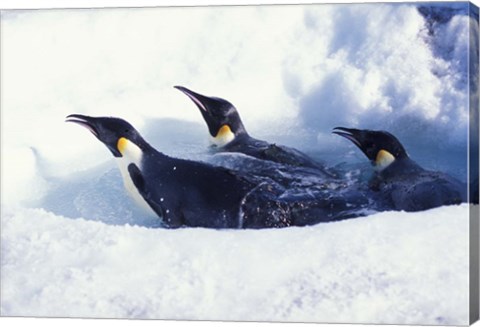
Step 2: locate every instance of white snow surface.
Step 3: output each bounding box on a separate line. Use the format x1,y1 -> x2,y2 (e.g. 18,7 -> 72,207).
0,2 -> 475,325
1,205 -> 470,324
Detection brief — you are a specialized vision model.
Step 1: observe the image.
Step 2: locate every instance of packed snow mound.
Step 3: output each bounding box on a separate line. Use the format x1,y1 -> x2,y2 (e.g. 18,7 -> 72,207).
1,205 -> 469,324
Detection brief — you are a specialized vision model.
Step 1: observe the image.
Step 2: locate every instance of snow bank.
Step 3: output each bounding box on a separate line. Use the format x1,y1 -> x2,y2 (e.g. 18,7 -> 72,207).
1,205 -> 469,324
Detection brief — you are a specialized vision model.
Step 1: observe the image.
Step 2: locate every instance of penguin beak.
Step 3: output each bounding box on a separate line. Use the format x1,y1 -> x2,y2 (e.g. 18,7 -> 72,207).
333,127 -> 376,162
66,114 -> 123,157
332,127 -> 362,148
174,86 -> 210,113
66,114 -> 99,137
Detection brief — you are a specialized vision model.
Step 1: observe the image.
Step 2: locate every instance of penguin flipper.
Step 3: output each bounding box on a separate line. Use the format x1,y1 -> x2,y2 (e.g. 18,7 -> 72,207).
128,163 -> 146,190
127,164 -> 183,227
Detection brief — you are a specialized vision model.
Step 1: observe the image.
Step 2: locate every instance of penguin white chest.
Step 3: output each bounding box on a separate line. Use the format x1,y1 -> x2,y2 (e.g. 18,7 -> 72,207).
116,138 -> 157,216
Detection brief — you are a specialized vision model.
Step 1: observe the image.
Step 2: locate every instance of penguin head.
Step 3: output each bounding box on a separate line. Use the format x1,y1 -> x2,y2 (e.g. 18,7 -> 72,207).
333,127 -> 408,171
174,86 -> 248,147
66,114 -> 146,158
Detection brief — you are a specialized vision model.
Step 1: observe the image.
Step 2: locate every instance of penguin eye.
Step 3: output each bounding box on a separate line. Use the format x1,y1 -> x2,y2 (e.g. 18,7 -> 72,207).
124,129 -> 130,133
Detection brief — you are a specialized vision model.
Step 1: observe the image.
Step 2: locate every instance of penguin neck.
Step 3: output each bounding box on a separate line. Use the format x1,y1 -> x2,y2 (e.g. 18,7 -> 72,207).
115,137 -> 170,171
210,124 -> 249,148
117,137 -> 156,164
376,157 -> 423,179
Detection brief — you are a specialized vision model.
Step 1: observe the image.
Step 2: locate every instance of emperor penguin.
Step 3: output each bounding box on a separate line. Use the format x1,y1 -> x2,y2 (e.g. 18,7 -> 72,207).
174,86 -> 335,177
333,127 -> 466,211
66,114 -> 263,228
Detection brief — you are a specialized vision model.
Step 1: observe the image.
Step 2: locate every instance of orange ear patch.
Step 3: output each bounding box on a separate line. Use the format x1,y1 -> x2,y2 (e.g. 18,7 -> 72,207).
211,124 -> 235,147
375,149 -> 395,170
216,125 -> 232,138
117,137 -> 128,155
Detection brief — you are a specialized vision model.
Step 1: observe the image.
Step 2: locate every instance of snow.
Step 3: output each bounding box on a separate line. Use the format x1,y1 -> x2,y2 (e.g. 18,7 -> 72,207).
0,2 -> 476,325
1,205 -> 470,324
